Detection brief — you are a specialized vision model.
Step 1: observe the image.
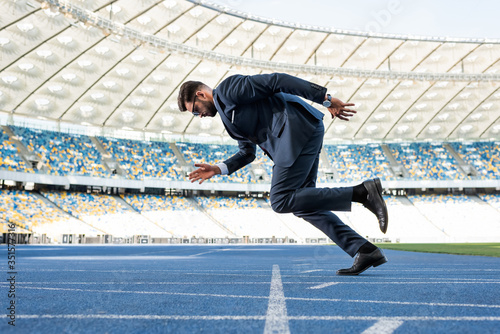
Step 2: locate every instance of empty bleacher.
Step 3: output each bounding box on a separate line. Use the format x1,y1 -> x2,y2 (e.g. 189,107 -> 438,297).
12,126 -> 108,177
178,142 -> 255,183
2,188 -> 500,244
0,189 -> 98,241
388,142 -> 465,180
194,196 -> 301,240
99,137 -> 182,180
2,126 -> 500,244
478,193 -> 500,211
123,194 -> 228,238
407,194 -> 500,242
0,128 -> 33,173
41,191 -> 169,238
324,143 -> 394,182
338,195 -> 447,243
449,141 -> 500,179
2,125 -> 499,183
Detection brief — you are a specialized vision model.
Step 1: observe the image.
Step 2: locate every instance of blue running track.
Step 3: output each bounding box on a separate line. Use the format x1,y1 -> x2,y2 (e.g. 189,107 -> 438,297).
1,245 -> 499,333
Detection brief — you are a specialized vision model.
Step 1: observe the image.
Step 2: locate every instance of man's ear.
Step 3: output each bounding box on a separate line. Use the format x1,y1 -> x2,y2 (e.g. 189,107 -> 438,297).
197,90 -> 207,100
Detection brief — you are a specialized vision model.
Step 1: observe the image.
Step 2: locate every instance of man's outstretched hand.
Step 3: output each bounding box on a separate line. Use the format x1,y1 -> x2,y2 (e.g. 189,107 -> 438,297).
328,97 -> 357,121
188,163 -> 221,184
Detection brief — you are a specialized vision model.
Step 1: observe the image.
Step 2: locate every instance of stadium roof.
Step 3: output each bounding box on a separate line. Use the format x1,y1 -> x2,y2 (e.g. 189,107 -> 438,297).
1,0 -> 499,142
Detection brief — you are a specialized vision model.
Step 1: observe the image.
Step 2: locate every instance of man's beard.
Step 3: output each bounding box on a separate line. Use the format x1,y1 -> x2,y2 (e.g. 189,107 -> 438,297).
201,99 -> 218,117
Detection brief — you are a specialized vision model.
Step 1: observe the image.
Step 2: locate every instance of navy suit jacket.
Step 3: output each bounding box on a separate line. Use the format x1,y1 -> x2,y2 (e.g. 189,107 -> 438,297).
213,73 -> 327,174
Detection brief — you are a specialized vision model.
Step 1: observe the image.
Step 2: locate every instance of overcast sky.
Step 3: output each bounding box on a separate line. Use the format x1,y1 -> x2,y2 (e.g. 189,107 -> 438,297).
209,0 -> 499,39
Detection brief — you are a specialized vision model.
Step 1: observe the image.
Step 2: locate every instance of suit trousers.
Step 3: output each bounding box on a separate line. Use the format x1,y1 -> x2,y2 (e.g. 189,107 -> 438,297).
269,121 -> 367,257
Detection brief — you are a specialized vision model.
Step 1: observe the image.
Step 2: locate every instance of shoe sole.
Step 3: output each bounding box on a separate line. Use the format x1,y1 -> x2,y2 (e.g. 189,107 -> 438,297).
336,256 -> 388,276
373,178 -> 388,234
373,256 -> 388,267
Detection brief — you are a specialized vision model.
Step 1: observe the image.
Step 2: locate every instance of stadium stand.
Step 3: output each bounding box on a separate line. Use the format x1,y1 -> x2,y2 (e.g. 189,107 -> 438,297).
11,127 -> 108,177
0,189 -> 97,241
407,194 -> 500,242
41,191 -> 169,238
99,137 -> 182,180
0,128 -> 33,173
178,142 -> 255,183
449,141 -> 500,179
122,194 -> 228,238
1,187 -> 499,244
252,148 -> 274,180
194,196 -> 322,241
262,198 -> 333,242
338,195 -> 448,243
478,193 -> 500,211
124,194 -> 194,212
388,142 -> 465,180
2,128 -> 500,244
3,125 -> 499,185
324,143 -> 394,182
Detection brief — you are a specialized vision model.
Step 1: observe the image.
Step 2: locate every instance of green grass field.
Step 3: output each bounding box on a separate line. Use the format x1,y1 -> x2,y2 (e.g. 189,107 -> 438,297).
376,243 -> 500,257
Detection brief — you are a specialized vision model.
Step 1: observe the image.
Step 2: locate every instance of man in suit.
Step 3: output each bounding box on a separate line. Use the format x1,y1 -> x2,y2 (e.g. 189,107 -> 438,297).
177,72 -> 388,275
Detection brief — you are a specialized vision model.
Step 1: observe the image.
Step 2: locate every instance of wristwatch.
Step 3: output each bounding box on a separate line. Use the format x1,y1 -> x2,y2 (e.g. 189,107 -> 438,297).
323,94 -> 332,108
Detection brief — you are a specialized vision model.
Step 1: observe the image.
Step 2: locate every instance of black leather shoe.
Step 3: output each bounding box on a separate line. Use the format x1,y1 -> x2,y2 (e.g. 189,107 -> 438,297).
336,248 -> 387,276
362,178 -> 388,233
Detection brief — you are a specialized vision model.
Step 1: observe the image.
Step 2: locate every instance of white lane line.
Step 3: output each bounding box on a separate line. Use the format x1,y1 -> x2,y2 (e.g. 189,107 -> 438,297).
23,256 -> 197,261
4,280 -> 500,285
190,249 -> 231,257
264,265 -> 290,334
289,316 -> 500,321
20,269 -> 272,273
6,282 -> 272,286
370,269 -> 500,272
21,287 -> 268,299
307,282 -> 339,290
286,297 -> 500,309
17,315 -> 265,320
21,287 -> 500,309
362,320 -> 404,334
19,268 -> 500,273
345,282 -> 500,285
300,269 -> 324,274
15,315 -> 500,321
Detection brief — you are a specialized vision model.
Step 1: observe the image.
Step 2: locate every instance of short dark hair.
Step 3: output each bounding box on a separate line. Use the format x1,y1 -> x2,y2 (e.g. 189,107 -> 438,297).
177,81 -> 206,112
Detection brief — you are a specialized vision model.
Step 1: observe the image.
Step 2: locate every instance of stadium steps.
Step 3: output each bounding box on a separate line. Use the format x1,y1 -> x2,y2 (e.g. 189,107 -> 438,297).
258,199 -> 302,239
2,125 -> 44,172
1,215 -> 33,234
113,195 -> 175,237
246,163 -> 262,182
443,143 -> 479,178
336,211 -> 363,236
169,143 -> 189,166
468,194 -> 500,213
89,136 -> 126,176
1,222 -> 31,234
169,143 -> 193,178
320,149 -> 340,181
400,196 -> 450,238
187,198 -> 237,237
32,191 -> 108,234
251,161 -> 270,182
381,144 -> 410,178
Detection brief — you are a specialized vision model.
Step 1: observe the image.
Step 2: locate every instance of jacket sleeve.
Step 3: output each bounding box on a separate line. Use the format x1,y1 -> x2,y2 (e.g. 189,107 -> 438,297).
223,140 -> 256,175
218,73 -> 327,106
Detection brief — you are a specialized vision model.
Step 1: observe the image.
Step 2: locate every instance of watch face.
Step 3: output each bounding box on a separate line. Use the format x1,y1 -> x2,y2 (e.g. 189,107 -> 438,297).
323,100 -> 331,107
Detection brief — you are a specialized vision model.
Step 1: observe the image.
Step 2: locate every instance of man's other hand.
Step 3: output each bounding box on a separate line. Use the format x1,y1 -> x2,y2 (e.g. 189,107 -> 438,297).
188,163 -> 221,184
328,98 -> 357,121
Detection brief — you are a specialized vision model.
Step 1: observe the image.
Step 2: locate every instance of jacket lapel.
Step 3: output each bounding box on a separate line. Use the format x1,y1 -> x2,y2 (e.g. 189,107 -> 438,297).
213,91 -> 246,141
